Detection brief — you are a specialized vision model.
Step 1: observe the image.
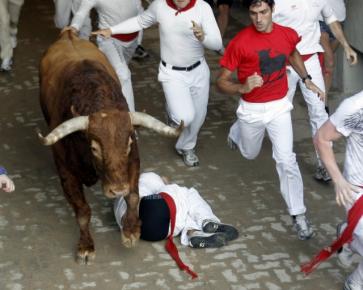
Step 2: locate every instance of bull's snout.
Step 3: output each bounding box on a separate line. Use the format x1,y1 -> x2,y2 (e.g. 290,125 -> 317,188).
103,184 -> 130,198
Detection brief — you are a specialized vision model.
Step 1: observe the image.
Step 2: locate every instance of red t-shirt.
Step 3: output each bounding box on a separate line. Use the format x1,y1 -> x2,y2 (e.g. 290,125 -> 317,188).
220,23 -> 300,103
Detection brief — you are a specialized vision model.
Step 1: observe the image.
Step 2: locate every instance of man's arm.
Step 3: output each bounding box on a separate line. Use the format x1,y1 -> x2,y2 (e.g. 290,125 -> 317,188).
314,120 -> 359,206
288,49 -> 326,101
70,0 -> 95,32
92,2 -> 157,38
328,21 -> 358,65
197,4 -> 223,51
216,68 -> 263,95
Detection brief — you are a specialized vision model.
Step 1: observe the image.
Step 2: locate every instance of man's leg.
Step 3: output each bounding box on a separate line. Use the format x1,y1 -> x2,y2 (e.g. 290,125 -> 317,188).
0,1 -> 13,71
266,111 -> 305,215
181,61 -> 210,151
228,112 -> 265,160
8,0 -> 23,48
266,111 -> 313,240
320,31 -> 335,97
217,4 -> 230,38
297,55 -> 331,181
181,187 -> 238,248
344,219 -> 363,289
97,37 -> 136,112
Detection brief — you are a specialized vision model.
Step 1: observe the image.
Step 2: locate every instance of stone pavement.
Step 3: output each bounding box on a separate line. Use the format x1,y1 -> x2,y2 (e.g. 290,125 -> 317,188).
0,0 -> 356,289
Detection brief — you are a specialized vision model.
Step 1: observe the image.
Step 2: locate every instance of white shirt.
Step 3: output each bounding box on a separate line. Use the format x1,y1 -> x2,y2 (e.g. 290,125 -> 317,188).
114,177 -> 195,238
330,91 -> 363,187
71,0 -> 139,31
328,0 -> 346,22
273,0 -> 338,54
110,0 -> 222,66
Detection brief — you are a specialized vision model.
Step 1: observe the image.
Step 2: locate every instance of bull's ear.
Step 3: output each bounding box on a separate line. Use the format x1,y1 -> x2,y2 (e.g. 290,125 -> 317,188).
71,105 -> 80,117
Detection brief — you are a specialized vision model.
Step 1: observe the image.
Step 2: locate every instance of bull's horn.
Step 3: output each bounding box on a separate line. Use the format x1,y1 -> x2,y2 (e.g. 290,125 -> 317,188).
129,112 -> 183,137
38,116 -> 89,145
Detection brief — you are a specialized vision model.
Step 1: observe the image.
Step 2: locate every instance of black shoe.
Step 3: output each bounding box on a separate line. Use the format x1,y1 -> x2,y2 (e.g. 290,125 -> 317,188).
133,45 -> 149,59
202,220 -> 239,241
188,231 -> 227,248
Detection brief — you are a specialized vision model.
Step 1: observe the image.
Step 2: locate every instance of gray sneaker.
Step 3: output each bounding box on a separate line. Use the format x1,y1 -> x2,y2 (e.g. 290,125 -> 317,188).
337,222 -> 354,268
343,276 -> 363,290
202,220 -> 239,241
292,214 -> 314,240
188,231 -> 226,248
227,136 -> 237,150
133,45 -> 149,59
176,149 -> 199,167
314,165 -> 332,182
165,113 -> 179,129
1,58 -> 12,71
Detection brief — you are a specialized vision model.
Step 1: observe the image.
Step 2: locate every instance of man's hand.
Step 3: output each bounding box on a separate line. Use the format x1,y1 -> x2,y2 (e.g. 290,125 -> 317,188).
344,46 -> 358,65
304,79 -> 326,102
92,28 -> 112,38
0,175 -> 15,192
334,177 -> 360,207
61,26 -> 78,34
239,72 -> 263,94
191,20 -> 204,42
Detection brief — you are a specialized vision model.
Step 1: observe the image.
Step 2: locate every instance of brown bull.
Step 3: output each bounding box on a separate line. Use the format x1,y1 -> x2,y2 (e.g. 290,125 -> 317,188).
38,31 -> 181,264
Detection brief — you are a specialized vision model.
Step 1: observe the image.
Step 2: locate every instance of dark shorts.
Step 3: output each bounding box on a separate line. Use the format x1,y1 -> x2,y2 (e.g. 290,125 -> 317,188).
319,21 -> 335,41
204,0 -> 233,8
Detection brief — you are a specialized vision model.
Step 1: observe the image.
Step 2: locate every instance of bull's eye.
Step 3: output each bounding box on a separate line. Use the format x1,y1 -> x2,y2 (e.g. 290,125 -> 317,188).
90,140 -> 102,159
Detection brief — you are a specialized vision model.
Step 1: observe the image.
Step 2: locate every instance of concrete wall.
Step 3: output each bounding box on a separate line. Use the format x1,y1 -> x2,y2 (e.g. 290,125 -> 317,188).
335,0 -> 363,95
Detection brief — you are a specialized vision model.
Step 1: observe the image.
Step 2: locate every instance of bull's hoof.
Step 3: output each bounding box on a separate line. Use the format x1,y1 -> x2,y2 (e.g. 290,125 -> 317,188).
121,231 -> 140,248
76,246 -> 95,265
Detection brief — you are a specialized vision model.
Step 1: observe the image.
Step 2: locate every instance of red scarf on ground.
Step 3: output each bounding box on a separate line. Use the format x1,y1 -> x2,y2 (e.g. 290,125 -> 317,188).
301,188 -> 363,275
159,192 -> 198,279
166,0 -> 196,15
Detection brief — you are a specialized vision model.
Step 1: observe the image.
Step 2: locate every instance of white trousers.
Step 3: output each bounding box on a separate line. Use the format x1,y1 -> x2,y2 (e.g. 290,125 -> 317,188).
344,188 -> 363,286
114,185 -> 219,246
286,54 -> 328,166
53,0 -> 91,40
229,98 -> 306,216
97,36 -> 137,112
158,59 -> 210,151
0,0 -> 23,61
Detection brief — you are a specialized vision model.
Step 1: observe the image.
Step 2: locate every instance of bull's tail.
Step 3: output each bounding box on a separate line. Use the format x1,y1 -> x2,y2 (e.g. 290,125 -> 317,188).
59,29 -> 78,42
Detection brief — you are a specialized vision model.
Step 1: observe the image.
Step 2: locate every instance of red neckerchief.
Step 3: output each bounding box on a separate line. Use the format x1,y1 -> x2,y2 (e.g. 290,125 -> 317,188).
166,0 -> 196,15
301,186 -> 363,275
159,192 -> 198,279
112,32 -> 139,42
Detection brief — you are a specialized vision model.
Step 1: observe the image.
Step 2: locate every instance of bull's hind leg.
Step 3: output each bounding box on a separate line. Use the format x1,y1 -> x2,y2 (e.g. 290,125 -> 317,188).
57,164 -> 95,264
121,140 -> 141,248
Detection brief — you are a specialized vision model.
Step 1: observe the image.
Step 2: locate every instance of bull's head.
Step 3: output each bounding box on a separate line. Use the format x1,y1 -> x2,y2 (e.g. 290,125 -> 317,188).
38,109 -> 182,198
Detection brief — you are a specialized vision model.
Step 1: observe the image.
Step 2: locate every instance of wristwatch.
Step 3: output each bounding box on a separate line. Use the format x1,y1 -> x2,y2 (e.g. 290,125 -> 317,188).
302,74 -> 312,83
0,166 -> 7,175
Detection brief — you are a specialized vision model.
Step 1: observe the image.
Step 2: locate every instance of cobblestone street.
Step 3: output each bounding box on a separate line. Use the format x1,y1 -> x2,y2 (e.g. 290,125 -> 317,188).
0,0 -> 356,289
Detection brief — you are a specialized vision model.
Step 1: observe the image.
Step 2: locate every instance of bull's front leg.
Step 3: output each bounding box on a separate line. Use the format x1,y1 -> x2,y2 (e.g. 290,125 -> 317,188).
121,191 -> 141,248
121,142 -> 141,248
58,165 -> 95,264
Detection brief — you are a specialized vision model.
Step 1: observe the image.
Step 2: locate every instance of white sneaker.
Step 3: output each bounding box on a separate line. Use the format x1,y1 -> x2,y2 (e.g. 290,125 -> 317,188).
337,222 -> 354,268
176,149 -> 199,167
343,275 -> 363,290
292,214 -> 314,240
0,58 -> 12,71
